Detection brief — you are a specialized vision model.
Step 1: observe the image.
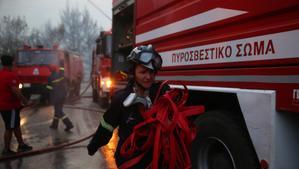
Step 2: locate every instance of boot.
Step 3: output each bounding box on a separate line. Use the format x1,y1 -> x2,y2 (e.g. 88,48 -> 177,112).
49,118 -> 59,129
62,117 -> 74,131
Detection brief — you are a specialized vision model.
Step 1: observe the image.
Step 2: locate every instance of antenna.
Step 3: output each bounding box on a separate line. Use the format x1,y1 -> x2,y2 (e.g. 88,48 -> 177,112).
87,0 -> 112,21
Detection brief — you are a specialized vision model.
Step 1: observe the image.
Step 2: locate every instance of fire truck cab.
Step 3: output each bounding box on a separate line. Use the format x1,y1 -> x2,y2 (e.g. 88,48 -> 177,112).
113,0 -> 299,169
15,45 -> 83,102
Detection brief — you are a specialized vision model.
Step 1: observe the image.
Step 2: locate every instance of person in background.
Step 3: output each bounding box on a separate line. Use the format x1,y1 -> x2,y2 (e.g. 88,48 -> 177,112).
87,45 -> 168,168
0,54 -> 33,155
46,62 -> 74,131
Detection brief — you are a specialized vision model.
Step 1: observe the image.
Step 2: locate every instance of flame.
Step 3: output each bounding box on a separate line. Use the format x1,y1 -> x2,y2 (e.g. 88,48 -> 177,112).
100,129 -> 119,169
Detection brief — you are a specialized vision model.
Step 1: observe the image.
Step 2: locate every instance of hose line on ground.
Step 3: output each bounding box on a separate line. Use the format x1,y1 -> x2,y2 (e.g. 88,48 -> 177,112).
0,133 -> 94,161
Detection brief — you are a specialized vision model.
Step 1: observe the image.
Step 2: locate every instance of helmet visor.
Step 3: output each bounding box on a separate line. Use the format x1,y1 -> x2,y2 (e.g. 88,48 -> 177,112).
138,52 -> 162,70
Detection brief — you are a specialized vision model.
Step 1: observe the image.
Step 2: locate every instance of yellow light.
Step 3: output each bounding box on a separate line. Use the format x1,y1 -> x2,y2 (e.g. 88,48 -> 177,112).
100,81 -> 105,87
19,83 -> 23,89
106,79 -> 112,88
20,117 -> 27,126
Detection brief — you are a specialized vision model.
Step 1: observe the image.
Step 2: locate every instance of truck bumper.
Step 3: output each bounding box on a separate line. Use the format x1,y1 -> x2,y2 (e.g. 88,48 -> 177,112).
21,84 -> 49,100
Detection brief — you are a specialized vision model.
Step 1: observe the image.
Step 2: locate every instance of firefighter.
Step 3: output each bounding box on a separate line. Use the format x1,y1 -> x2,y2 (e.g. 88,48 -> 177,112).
87,45 -> 168,168
47,63 -> 74,131
0,54 -> 33,155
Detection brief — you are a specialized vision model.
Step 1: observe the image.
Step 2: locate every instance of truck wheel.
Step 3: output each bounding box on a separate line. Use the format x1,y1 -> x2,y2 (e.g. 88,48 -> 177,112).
92,89 -> 98,102
22,92 -> 30,100
40,93 -> 49,105
191,111 -> 259,169
75,82 -> 81,96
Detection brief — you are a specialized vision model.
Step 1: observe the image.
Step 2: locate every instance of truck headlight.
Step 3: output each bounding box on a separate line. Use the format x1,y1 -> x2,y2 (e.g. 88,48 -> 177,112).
19,83 -> 23,89
100,78 -> 112,89
100,80 -> 105,87
106,79 -> 112,88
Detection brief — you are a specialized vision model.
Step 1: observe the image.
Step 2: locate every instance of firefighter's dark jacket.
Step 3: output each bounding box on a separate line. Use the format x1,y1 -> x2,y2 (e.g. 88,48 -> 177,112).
46,70 -> 67,104
87,80 -> 169,166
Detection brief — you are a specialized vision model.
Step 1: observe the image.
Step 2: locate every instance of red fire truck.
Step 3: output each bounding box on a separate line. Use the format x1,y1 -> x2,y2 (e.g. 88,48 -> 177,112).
113,0 -> 299,169
15,45 -> 84,102
91,31 -> 113,107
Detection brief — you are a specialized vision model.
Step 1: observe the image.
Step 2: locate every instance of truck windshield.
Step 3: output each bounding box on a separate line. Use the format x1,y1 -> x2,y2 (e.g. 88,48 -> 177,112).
16,50 -> 59,66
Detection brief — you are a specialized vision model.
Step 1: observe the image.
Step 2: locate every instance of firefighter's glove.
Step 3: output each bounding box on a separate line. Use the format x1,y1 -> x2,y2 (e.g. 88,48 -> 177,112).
87,123 -> 113,156
87,131 -> 102,156
87,127 -> 101,155
87,141 -> 98,156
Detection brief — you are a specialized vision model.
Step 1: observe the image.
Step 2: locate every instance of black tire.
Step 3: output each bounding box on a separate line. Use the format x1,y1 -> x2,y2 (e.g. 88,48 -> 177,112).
40,93 -> 49,104
191,111 -> 259,169
74,81 -> 81,96
65,81 -> 72,98
92,89 -> 98,102
22,91 -> 31,100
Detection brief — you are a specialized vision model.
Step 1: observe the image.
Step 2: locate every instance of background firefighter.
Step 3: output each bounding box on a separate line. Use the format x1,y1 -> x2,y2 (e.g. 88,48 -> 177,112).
87,45 -> 169,168
46,63 -> 73,131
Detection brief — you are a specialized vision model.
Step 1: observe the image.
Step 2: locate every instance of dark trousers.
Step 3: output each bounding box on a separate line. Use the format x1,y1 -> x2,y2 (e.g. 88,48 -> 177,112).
54,102 -> 65,118
0,109 -> 20,129
50,100 -> 73,130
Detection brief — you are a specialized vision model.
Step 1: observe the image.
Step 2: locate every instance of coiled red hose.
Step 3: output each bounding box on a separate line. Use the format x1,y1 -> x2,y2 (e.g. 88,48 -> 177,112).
119,81 -> 205,169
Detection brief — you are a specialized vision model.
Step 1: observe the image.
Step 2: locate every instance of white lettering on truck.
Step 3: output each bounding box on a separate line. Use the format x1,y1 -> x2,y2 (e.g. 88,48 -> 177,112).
171,40 -> 275,63
161,30 -> 299,67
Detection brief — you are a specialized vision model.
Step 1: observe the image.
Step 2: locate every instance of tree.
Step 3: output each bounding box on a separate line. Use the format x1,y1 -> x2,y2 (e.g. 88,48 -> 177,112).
59,5 -> 103,75
0,16 -> 28,56
26,28 -> 43,47
41,21 -> 65,48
